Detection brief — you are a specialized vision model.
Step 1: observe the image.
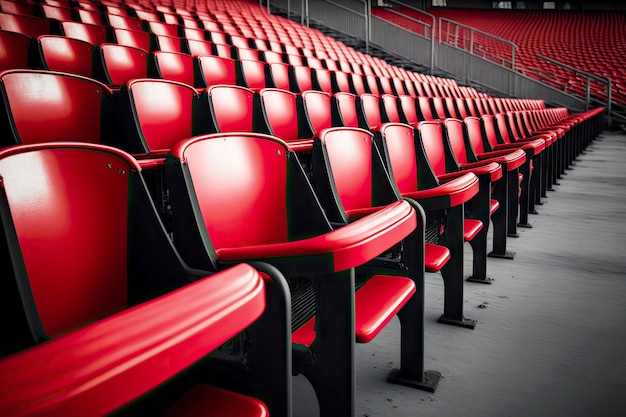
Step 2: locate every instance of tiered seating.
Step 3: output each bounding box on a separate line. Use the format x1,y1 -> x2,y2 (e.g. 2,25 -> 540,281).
425,8 -> 626,106
0,0 -> 607,416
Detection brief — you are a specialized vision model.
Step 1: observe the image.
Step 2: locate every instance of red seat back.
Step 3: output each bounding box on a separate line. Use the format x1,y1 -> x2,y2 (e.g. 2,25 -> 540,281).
376,123 -> 419,194
205,85 -> 254,133
61,21 -> 107,45
259,88 -> 300,141
443,118 -> 470,165
126,79 -> 197,154
153,51 -> 195,86
197,55 -> 236,86
291,65 -> 313,92
417,96 -> 435,121
360,93 -> 383,130
113,28 -> 151,52
0,30 -> 30,71
238,59 -> 269,90
38,35 -> 94,78
0,70 -> 110,146
0,144 -> 134,336
418,121 -> 449,177
269,62 -> 291,90
0,13 -> 51,38
302,90 -> 333,135
334,92 -> 360,128
100,43 -> 148,86
468,116 -> 490,154
315,128 -> 376,212
169,134 -> 289,250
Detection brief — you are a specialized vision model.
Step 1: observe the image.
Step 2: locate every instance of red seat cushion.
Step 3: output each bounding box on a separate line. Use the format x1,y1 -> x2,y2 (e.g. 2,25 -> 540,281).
490,198 -> 500,215
291,275 -> 416,346
463,219 -> 483,242
425,242 -> 450,272
163,384 -> 268,417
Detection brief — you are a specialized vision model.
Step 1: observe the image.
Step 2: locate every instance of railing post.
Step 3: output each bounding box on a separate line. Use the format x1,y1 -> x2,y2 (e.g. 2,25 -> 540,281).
511,44 -> 516,70
305,0 -> 309,27
365,0 -> 371,54
430,21 -> 435,75
606,78 -> 612,126
469,29 -> 474,55
585,77 -> 590,111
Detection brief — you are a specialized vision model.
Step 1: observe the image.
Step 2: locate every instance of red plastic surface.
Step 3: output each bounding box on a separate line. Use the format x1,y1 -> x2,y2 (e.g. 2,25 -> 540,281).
216,199 -> 415,271
208,85 -> 254,132
0,263 -> 265,417
113,28 -> 151,52
261,88 -> 299,140
403,171 -> 479,207
187,39 -> 214,57
399,95 -> 419,126
425,243 -> 451,272
163,384 -> 268,417
321,127 -> 374,212
382,94 -> 402,123
101,44 -> 148,86
128,79 -> 195,153
335,92 -> 360,128
39,36 -> 93,78
302,90 -> 333,134
378,123 -> 419,194
292,274 -> 415,347
61,22 -> 107,45
354,275 -> 416,343
1,70 -> 110,144
269,62 -> 291,90
474,148 -> 526,171
154,51 -> 195,86
0,30 -> 30,72
490,198 -> 500,215
417,96 -> 436,121
360,93 -> 382,130
198,55 -> 236,86
313,68 -> 333,93
0,143 -> 141,336
240,59 -> 267,90
463,219 -> 483,242
0,13 -> 50,38
418,121 -> 449,177
293,65 -> 313,91
173,134 -> 289,250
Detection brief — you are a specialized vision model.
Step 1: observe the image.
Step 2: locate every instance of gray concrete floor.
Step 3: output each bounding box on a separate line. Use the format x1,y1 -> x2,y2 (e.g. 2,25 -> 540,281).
293,129 -> 626,417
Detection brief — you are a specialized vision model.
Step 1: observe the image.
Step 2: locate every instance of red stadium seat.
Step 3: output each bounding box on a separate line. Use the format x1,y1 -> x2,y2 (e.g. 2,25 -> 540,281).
36,35 -> 95,78
165,132 -> 438,416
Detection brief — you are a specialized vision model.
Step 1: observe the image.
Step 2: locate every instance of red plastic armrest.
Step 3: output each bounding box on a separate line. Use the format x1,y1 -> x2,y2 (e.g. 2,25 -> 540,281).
0,264 -> 265,417
216,200 -> 416,272
402,172 -> 479,210
475,148 -> 526,171
439,162 -> 502,183
286,139 -> 314,152
493,139 -> 545,154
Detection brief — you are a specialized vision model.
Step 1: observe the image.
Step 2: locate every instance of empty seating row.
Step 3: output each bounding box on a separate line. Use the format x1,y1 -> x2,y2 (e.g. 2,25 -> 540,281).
0,1 -> 607,416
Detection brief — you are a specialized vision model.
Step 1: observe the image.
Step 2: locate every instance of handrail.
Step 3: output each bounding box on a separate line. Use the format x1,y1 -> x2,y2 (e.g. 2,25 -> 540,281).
374,0 -> 436,74
325,0 -> 365,17
438,16 -> 517,70
536,53 -> 612,119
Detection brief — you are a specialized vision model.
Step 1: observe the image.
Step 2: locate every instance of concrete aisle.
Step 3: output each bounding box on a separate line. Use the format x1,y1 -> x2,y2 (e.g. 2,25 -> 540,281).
293,129 -> 626,417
